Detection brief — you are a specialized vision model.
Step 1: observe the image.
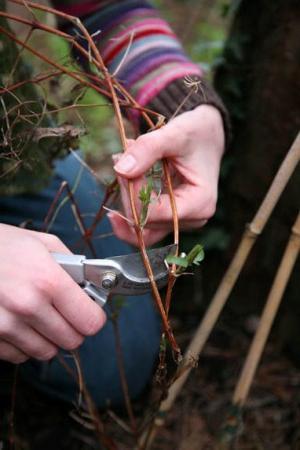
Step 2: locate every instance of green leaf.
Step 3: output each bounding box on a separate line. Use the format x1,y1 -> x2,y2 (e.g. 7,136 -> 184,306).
186,244 -> 205,266
165,255 -> 189,268
139,178 -> 153,227
166,244 -> 205,274
159,334 -> 167,352
193,250 -> 205,265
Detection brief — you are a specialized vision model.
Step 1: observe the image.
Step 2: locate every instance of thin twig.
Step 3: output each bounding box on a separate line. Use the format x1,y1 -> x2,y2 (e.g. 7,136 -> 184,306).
0,24 -> 109,99
42,180 -> 68,232
86,181 -> 119,237
3,5 -> 184,443
111,310 -> 138,438
57,353 -> 118,450
5,2 -> 161,114
7,26 -> 34,84
0,70 -> 61,95
72,14 -> 180,354
42,176 -> 97,256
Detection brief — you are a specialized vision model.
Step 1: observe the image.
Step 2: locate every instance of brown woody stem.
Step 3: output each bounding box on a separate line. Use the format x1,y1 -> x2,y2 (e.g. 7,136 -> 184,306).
4,0 -> 180,350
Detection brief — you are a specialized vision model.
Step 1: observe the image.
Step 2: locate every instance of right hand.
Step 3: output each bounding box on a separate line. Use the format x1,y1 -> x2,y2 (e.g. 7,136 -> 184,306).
0,224 -> 106,364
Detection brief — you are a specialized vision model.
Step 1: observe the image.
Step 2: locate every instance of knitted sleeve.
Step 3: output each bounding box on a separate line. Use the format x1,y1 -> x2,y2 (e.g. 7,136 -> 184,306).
52,0 -> 229,140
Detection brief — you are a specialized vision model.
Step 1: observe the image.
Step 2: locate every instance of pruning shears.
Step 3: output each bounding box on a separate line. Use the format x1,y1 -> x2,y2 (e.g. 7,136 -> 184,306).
52,244 -> 176,307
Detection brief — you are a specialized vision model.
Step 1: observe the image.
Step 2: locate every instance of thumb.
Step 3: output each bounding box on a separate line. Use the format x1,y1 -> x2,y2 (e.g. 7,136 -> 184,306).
113,129 -> 173,179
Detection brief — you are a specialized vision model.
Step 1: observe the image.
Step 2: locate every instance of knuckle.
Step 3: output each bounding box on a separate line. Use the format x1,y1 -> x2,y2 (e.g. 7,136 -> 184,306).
35,347 -> 58,361
0,342 -> 28,364
10,296 -> 39,318
137,134 -> 161,157
83,311 -> 105,336
43,233 -> 61,246
0,317 -> 16,339
136,134 -> 149,147
34,270 -> 56,299
39,232 -> 69,253
63,334 -> 84,351
11,354 -> 28,364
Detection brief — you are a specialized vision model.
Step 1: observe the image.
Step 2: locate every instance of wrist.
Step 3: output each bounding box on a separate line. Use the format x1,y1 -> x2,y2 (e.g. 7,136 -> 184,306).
194,104 -> 225,156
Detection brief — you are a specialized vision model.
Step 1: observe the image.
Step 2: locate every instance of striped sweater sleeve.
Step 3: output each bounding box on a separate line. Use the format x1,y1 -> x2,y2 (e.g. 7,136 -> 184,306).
52,0 -> 229,138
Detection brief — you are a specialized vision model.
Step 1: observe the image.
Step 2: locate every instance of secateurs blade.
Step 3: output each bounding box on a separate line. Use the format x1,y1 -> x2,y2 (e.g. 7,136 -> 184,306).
52,244 -> 177,307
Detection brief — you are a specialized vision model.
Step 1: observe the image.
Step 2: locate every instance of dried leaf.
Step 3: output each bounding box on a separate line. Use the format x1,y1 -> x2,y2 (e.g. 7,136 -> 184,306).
32,125 -> 85,143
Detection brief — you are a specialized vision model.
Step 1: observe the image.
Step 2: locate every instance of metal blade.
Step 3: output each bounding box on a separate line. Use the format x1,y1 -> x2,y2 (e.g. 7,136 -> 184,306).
81,244 -> 178,298
97,243 -> 177,295
53,244 -> 178,302
111,244 -> 176,280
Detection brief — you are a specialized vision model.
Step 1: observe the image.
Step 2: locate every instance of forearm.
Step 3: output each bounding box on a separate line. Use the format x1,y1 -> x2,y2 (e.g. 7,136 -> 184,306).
51,0 -> 200,101
51,0 -> 229,142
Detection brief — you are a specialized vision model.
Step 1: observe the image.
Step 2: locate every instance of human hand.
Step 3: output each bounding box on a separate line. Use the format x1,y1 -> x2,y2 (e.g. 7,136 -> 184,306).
0,224 -> 106,363
109,105 -> 225,246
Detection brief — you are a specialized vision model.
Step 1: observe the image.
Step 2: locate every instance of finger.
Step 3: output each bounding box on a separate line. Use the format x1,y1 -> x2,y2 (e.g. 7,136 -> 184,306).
108,212 -> 138,246
116,174 -> 133,219
51,267 -> 107,337
0,341 -> 28,364
108,212 -> 170,247
117,174 -> 215,227
0,225 -> 71,254
144,218 -> 207,231
28,231 -> 72,254
113,124 -> 182,179
145,186 -> 216,225
29,302 -> 85,351
116,173 -> 147,220
141,228 -> 172,247
0,307 -> 58,361
0,249 -> 106,340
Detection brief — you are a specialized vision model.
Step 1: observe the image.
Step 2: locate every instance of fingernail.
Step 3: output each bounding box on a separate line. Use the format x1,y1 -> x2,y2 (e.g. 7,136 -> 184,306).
111,153 -> 121,164
114,154 -> 136,173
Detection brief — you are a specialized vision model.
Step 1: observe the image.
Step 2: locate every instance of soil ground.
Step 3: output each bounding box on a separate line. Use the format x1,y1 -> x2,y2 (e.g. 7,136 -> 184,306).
1,303 -> 300,450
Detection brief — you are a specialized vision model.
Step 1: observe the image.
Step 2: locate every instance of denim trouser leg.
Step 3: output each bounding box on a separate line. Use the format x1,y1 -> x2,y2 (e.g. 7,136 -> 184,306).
0,154 -> 161,408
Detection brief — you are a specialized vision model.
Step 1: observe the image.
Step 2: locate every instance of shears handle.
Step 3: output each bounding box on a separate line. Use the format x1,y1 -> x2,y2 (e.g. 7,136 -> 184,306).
52,253 -> 108,307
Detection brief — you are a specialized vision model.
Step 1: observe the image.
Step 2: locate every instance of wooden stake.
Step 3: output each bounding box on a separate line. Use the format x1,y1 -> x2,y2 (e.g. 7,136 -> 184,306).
233,211 -> 300,405
139,132 -> 300,449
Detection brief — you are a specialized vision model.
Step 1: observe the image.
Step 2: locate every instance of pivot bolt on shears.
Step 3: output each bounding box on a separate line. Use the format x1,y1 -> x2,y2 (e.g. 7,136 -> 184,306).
53,244 -> 177,307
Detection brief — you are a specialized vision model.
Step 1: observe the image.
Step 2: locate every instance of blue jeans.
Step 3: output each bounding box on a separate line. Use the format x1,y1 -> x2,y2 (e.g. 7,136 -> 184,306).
0,153 -> 161,408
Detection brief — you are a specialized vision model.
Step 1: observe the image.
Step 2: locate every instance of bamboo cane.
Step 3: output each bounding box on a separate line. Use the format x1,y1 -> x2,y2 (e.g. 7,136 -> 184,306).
139,132 -> 300,449
233,211 -> 300,406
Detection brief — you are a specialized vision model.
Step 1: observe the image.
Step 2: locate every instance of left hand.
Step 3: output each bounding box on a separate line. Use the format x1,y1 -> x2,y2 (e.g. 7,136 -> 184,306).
109,104 -> 225,246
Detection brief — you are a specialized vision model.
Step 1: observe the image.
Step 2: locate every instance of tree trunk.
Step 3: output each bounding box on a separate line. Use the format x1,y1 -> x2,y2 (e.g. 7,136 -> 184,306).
205,0 -> 300,350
